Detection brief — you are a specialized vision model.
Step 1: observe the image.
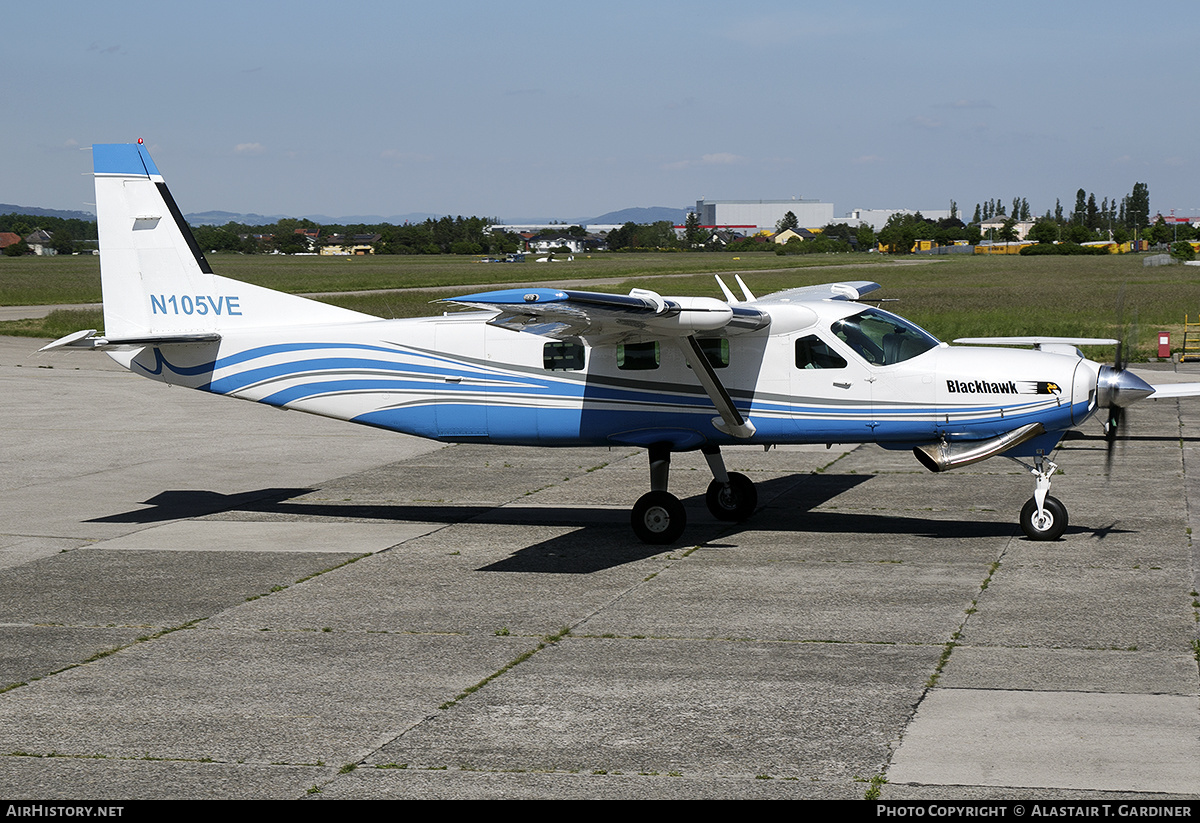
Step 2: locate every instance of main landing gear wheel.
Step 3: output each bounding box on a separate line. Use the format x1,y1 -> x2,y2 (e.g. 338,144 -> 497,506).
631,491 -> 687,545
1020,495 -> 1068,541
705,472 -> 758,521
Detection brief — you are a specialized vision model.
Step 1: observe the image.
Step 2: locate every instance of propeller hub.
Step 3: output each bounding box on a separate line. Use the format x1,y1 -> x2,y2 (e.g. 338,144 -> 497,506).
1097,364 -> 1155,408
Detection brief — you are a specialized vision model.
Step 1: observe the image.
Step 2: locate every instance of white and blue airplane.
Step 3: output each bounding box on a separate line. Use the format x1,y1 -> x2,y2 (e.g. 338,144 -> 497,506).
41,143 -> 1200,544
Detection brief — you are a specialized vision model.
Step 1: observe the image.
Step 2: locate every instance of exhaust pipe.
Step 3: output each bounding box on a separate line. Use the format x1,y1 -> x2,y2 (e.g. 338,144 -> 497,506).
913,422 -> 1046,473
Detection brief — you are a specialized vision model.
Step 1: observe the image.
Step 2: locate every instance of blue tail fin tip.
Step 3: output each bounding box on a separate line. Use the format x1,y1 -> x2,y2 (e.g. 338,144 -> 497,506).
93,143 -> 160,177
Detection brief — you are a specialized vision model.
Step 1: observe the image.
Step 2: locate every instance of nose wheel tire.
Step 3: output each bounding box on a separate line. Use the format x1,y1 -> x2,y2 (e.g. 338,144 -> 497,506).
632,491 -> 687,545
1020,495 -> 1067,541
705,472 -> 758,522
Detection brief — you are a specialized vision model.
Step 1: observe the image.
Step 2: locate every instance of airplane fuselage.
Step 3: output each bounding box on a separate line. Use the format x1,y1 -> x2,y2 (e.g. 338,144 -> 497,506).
51,142 -> 1195,544
107,300 -> 1097,460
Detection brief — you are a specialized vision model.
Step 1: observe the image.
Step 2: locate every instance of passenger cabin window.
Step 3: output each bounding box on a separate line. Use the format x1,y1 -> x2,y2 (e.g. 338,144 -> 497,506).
690,337 -> 729,369
795,335 -> 847,369
617,341 -> 660,371
543,340 -> 585,371
831,308 -> 939,366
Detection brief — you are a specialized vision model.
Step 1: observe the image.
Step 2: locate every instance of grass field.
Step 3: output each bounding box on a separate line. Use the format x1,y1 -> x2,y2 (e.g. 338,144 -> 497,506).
3,250 -> 1198,360
0,251 -> 881,305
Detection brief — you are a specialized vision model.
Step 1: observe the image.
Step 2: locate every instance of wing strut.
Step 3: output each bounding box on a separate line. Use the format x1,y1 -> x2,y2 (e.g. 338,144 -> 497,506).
676,336 -> 755,439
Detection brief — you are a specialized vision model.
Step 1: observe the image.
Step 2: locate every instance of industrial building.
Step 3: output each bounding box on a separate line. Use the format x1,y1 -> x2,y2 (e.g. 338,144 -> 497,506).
694,199 -> 834,232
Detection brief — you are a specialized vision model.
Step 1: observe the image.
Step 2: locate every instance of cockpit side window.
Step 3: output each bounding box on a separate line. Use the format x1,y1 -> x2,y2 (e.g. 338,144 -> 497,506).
795,335 -> 847,369
831,308 -> 938,366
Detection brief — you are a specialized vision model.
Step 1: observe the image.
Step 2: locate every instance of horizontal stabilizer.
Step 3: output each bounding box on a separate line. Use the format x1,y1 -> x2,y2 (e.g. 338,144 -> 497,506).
39,329 -> 221,352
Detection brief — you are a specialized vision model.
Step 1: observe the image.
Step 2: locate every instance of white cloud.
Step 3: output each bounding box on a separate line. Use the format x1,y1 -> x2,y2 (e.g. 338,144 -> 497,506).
700,152 -> 745,165
664,152 -> 747,171
234,143 -> 266,156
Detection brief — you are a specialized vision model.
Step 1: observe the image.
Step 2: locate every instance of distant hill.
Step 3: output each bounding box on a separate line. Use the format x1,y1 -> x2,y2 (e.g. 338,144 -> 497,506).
585,206 -> 688,225
0,204 -> 95,221
1,201 -> 688,228
185,210 -> 443,226
185,210 -> 290,226
300,212 -> 444,226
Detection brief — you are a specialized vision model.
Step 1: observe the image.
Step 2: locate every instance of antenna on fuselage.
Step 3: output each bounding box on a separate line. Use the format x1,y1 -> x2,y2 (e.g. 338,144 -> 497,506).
714,276 -> 737,303
734,275 -> 757,302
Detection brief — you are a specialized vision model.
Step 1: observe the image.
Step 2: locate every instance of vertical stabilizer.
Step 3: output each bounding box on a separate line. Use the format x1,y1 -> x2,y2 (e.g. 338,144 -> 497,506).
92,143 -> 375,339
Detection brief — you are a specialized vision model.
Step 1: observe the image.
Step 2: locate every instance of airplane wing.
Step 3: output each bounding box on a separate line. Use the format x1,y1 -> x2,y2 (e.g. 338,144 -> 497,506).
443,287 -> 770,344
444,286 -> 769,437
443,281 -> 887,440
756,280 -> 882,303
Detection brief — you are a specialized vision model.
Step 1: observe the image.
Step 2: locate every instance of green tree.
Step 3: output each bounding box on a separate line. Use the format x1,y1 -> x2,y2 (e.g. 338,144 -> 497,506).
1127,182 -> 1150,231
775,211 -> 799,232
272,231 -> 308,255
877,212 -> 931,253
1171,240 -> 1195,261
1064,223 -> 1094,244
50,233 -> 76,255
1146,216 -> 1172,245
1027,220 -> 1059,244
684,211 -> 705,248
933,216 -> 966,246
997,218 -> 1018,243
1086,193 -> 1100,229
605,221 -> 679,251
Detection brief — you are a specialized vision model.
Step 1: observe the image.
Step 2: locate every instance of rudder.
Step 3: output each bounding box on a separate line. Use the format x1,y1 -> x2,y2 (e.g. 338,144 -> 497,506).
92,143 -> 374,340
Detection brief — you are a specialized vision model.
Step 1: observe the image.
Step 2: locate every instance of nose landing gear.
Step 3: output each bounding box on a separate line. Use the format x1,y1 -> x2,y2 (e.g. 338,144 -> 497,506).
1015,455 -> 1067,541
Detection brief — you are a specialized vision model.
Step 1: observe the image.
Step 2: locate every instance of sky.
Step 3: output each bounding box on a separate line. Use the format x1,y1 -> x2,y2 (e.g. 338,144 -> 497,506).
6,0 -> 1199,223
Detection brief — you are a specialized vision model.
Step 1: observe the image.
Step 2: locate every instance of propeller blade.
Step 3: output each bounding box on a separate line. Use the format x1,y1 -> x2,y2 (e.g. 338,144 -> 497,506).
1101,287 -> 1141,479
1104,405 -> 1121,477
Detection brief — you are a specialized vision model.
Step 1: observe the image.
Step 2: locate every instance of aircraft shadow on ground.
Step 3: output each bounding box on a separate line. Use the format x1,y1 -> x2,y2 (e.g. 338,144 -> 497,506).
82,473 -> 1130,574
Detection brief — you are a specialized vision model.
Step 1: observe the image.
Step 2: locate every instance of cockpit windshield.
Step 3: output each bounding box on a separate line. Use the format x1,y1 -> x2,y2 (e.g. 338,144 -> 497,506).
831,307 -> 939,366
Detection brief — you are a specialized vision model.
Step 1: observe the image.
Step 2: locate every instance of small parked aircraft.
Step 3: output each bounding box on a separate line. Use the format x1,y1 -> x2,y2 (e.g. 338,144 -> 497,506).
41,143 -> 1200,543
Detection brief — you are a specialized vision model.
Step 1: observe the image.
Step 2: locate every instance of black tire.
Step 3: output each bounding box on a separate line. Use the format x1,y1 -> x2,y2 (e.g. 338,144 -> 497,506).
1020,495 -> 1068,541
705,472 -> 758,522
631,491 -> 687,545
